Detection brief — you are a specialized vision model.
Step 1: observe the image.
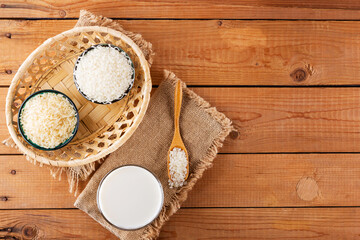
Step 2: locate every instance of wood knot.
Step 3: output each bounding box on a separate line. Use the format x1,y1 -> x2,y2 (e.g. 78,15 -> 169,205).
0,4 -> 6,8
22,225 -> 38,239
58,10 -> 66,17
5,33 -> 11,39
290,68 -> 307,82
296,177 -> 319,201
217,20 -> 223,26
5,227 -> 12,232
229,130 -> 239,139
1,196 -> 8,201
10,170 -> 16,175
5,69 -> 12,74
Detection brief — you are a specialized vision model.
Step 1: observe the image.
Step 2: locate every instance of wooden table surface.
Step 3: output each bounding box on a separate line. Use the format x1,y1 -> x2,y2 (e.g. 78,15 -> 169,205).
2,1 -> 360,239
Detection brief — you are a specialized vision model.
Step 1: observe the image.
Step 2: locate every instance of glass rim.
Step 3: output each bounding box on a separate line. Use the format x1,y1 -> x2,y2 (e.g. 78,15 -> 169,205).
96,164 -> 165,231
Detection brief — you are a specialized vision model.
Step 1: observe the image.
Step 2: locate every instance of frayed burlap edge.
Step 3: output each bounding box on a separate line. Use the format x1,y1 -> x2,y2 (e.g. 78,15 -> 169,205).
140,70 -> 234,240
75,10 -> 154,66
2,10 -> 154,195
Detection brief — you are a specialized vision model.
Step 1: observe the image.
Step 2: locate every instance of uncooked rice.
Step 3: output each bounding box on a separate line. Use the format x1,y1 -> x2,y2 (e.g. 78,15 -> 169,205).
20,93 -> 77,149
168,147 -> 188,188
75,45 -> 134,103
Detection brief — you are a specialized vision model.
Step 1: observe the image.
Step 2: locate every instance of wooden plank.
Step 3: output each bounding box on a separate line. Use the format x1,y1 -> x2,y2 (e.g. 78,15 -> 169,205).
2,154 -> 360,209
3,20 -> 360,86
0,89 -> 22,154
4,87 -> 360,154
197,87 -> 360,153
0,208 -> 360,239
161,208 -> 360,239
2,1 -> 360,20
0,209 -> 117,239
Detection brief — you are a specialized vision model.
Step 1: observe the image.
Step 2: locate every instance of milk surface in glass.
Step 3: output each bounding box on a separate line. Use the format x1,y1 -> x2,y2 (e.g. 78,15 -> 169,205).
97,166 -> 164,230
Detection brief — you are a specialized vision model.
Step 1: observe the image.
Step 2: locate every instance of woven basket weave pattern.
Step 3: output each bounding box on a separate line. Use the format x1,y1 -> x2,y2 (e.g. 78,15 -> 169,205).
6,26 -> 151,167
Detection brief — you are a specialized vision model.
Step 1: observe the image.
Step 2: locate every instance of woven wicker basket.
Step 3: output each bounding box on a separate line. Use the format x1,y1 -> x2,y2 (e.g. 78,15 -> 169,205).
5,26 -> 152,167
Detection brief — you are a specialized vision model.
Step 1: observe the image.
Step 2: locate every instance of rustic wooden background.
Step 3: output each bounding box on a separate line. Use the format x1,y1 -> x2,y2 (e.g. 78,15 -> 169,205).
2,1 -> 360,239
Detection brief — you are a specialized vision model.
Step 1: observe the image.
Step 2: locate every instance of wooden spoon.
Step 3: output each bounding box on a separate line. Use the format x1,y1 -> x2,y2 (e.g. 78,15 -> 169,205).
167,80 -> 189,182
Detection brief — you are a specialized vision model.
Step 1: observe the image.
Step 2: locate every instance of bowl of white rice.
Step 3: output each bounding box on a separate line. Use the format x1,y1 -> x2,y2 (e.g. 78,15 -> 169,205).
73,44 -> 135,104
18,90 -> 79,151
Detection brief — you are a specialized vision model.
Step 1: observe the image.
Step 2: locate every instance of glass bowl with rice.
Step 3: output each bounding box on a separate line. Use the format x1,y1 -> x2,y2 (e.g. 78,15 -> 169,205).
18,90 -> 79,151
73,44 -> 135,104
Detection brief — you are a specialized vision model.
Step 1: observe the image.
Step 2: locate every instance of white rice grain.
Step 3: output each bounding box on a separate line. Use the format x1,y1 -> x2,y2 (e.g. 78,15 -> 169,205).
168,147 -> 188,188
75,46 -> 133,103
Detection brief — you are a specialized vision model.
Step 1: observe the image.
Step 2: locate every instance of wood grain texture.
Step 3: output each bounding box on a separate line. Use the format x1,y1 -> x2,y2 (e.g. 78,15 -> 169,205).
3,3 -> 360,239
0,89 -> 19,154
1,208 -> 360,239
0,209 -> 116,240
3,154 -> 360,209
160,208 -> 360,239
198,87 -> 360,153
3,20 -> 360,86
2,0 -> 360,20
4,87 -> 360,154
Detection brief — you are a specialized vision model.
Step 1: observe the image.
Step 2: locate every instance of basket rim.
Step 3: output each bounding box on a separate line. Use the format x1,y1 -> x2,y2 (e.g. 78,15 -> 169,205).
5,26 -> 152,167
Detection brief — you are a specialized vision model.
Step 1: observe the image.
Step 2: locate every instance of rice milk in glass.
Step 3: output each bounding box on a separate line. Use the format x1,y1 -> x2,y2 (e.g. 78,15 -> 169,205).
97,165 -> 164,230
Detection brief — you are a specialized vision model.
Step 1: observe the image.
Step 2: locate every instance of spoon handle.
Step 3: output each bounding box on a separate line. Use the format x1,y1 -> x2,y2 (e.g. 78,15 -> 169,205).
174,80 -> 182,132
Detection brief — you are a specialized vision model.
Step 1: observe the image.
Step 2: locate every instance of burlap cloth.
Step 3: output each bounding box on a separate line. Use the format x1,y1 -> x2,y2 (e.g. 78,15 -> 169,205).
77,11 -> 233,239
75,70 -> 232,239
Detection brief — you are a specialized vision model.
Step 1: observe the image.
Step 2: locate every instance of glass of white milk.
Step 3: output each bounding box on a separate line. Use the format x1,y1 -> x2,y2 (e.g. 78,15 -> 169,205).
97,165 -> 164,230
